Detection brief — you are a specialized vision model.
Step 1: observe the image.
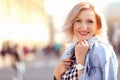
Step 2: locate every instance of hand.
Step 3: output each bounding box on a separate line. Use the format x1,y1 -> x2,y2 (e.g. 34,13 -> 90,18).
53,58 -> 72,80
75,40 -> 89,65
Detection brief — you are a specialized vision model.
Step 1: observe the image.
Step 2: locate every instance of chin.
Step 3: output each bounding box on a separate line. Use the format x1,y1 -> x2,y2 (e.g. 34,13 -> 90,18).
78,38 -> 88,41
81,37 -> 89,40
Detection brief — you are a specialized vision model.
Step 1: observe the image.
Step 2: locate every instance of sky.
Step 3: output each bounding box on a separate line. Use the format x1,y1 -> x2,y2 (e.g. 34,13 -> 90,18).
44,0 -> 120,15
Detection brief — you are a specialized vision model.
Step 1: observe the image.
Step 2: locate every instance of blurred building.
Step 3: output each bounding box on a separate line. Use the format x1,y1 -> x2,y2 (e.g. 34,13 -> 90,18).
0,0 -> 51,47
104,2 -> 120,53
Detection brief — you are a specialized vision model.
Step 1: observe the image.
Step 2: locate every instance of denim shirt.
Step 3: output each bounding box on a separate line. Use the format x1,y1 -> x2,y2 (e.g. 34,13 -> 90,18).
61,36 -> 118,80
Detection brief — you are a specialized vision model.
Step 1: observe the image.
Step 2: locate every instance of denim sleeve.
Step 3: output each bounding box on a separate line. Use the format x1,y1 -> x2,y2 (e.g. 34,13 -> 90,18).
95,43 -> 118,80
102,47 -> 118,80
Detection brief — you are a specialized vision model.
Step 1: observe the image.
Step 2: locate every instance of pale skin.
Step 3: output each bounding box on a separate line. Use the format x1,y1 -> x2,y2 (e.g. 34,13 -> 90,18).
53,58 -> 72,80
53,9 -> 97,80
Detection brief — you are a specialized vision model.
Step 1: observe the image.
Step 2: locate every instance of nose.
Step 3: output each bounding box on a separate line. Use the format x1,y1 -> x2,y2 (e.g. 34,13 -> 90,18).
80,23 -> 87,30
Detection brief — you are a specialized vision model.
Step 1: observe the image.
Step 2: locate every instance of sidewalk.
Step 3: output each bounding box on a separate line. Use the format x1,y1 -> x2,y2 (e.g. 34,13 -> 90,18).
0,53 -> 36,69
0,52 -> 60,80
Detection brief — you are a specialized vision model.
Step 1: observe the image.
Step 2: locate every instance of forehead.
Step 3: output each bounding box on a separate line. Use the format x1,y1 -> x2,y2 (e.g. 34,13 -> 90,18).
77,9 -> 96,19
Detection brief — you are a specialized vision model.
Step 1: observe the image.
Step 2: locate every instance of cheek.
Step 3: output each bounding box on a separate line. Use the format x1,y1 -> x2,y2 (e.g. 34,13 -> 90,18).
73,24 -> 77,33
73,23 -> 80,31
91,27 -> 97,34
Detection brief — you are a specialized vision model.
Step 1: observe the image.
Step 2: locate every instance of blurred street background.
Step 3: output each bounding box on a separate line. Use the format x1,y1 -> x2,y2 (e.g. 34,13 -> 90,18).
0,0 -> 120,80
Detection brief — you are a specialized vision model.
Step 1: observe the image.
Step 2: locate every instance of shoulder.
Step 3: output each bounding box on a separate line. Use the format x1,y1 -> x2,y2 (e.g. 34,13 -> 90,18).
94,40 -> 113,55
92,39 -> 115,66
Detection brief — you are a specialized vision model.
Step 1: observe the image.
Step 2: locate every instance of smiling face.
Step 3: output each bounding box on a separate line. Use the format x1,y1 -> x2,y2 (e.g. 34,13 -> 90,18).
73,9 -> 97,42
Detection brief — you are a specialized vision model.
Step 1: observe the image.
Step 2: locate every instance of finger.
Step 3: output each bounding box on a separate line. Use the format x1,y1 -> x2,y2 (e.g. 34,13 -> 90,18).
61,65 -> 67,72
79,40 -> 88,46
65,65 -> 70,69
63,58 -> 72,62
62,59 -> 72,67
63,61 -> 71,66
64,65 -> 69,70
77,43 -> 81,46
84,40 -> 88,46
62,61 -> 71,69
80,41 -> 86,46
60,66 -> 67,74
63,68 -> 68,73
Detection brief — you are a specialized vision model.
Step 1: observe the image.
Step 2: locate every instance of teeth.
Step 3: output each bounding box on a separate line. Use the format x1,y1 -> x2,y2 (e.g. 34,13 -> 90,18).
79,31 -> 89,34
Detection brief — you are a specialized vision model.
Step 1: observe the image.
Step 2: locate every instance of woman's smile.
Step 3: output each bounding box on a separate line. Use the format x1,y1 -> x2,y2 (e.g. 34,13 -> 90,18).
78,31 -> 90,36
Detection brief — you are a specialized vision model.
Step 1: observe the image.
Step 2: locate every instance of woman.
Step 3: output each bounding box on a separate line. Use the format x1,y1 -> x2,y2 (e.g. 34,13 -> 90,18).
53,1 -> 118,80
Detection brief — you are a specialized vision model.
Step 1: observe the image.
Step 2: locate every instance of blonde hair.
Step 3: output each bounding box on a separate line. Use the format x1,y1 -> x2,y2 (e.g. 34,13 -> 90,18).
61,1 -> 108,43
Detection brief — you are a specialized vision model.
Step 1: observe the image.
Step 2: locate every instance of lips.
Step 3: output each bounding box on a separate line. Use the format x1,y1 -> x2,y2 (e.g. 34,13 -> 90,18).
79,31 -> 90,36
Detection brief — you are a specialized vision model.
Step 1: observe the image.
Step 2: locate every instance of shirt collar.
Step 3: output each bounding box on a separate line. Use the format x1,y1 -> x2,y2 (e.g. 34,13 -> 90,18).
71,36 -> 99,52
87,36 -> 99,49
